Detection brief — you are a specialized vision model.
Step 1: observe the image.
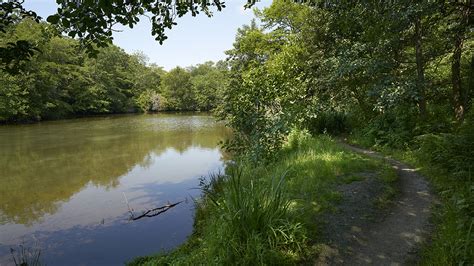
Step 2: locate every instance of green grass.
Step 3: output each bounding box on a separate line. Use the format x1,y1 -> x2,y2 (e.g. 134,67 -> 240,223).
128,135 -> 397,265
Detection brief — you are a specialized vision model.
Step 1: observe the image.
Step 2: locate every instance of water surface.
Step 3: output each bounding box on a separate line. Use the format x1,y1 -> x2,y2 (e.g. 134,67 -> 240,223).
0,113 -> 229,265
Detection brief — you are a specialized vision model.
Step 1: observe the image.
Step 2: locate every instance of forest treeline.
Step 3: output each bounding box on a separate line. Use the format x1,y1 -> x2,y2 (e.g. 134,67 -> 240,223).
0,19 -> 228,122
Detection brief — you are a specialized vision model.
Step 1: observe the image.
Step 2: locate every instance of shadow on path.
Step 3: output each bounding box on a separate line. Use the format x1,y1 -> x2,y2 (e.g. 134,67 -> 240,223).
318,142 -> 435,265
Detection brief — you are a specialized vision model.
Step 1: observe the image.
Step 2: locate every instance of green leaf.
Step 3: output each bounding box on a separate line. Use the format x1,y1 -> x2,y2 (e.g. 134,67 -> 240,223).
62,18 -> 70,27
46,14 -> 60,24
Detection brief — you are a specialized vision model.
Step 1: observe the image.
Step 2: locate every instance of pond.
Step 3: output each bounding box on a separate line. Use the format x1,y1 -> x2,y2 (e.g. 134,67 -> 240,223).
0,113 -> 230,265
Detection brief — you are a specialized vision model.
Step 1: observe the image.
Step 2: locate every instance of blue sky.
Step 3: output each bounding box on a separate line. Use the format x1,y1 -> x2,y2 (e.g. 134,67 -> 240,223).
24,0 -> 271,70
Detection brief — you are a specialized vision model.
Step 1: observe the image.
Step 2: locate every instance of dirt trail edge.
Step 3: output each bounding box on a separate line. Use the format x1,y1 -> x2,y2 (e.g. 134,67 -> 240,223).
321,142 -> 435,265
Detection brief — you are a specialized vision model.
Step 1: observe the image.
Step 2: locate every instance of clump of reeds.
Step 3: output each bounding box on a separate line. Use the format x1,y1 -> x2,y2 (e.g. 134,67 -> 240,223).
10,243 -> 42,266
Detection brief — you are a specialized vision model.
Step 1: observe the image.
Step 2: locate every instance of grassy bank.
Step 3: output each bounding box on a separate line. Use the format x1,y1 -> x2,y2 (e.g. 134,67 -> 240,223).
349,129 -> 474,265
129,134 -> 397,265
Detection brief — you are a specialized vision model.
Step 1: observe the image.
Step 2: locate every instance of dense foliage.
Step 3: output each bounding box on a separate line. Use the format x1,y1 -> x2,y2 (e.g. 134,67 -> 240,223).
221,0 -> 473,156
0,20 -> 227,122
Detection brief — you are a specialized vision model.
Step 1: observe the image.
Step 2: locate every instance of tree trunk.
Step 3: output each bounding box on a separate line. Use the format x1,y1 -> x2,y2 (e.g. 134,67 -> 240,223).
467,54 -> 474,114
415,15 -> 427,118
452,5 -> 470,122
452,33 -> 464,121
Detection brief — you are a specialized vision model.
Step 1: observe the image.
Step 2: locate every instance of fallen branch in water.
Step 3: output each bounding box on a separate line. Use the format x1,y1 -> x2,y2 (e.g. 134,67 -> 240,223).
122,193 -> 184,221
131,201 -> 183,221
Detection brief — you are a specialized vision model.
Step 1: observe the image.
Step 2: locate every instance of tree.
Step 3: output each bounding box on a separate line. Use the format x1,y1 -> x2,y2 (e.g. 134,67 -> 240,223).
132,58 -> 166,112
0,71 -> 31,121
161,67 -> 195,111
190,61 -> 227,111
448,2 -> 472,121
219,14 -> 302,161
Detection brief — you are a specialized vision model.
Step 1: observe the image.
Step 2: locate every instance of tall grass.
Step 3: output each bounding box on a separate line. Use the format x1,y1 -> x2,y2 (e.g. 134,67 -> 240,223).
236,170 -> 304,260
198,167 -> 307,264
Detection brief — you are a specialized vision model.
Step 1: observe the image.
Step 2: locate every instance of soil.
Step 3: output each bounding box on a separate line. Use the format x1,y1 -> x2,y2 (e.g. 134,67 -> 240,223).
316,143 -> 435,265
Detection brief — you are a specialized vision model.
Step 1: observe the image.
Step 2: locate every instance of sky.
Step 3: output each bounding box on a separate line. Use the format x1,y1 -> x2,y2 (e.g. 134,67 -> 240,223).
24,0 -> 272,70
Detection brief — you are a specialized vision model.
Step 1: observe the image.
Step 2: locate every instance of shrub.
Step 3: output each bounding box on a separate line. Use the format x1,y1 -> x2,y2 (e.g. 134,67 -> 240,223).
416,113 -> 474,264
286,128 -> 312,150
307,111 -> 350,135
353,106 -> 420,148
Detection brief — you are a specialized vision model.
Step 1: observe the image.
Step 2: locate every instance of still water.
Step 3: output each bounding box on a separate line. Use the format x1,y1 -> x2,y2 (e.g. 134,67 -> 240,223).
0,113 -> 229,265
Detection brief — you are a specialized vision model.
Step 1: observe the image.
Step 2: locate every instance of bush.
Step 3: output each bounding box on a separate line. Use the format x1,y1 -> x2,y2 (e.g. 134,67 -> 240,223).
307,111 -> 350,135
135,90 -> 168,113
417,115 -> 474,180
415,113 -> 474,264
286,128 -> 312,150
353,107 -> 420,148
221,111 -> 289,164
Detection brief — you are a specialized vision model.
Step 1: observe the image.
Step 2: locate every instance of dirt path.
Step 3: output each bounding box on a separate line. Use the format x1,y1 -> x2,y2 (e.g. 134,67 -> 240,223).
318,143 -> 435,265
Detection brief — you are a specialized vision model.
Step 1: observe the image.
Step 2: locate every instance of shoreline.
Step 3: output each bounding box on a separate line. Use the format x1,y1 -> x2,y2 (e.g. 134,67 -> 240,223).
0,110 -> 214,126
